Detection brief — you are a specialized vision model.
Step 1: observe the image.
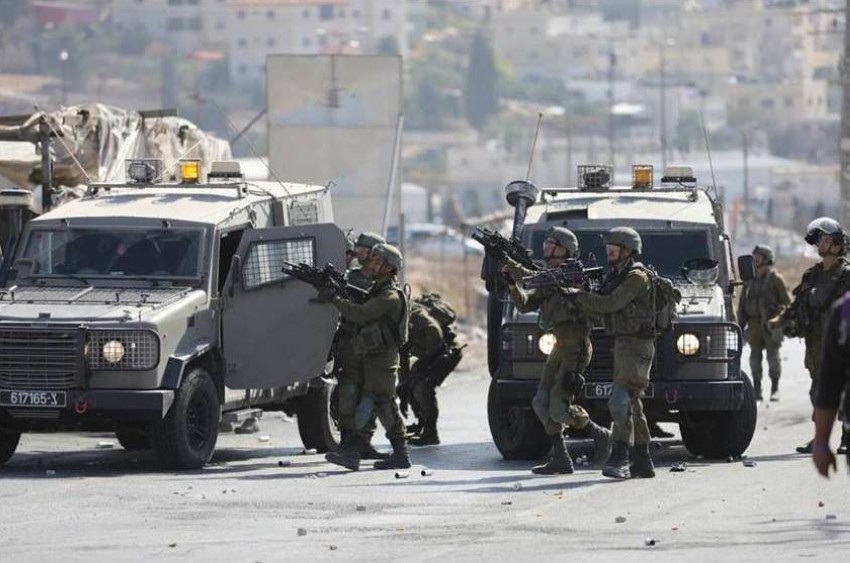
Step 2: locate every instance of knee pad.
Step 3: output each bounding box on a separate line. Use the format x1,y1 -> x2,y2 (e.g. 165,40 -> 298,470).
608,386 -> 632,422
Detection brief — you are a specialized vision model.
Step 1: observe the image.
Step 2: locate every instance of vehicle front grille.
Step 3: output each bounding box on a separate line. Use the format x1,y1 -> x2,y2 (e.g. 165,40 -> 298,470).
0,327 -> 81,389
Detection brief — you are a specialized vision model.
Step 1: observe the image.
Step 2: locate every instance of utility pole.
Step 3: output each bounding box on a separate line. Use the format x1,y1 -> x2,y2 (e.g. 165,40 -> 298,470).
841,0 -> 850,227
659,42 -> 668,171
742,130 -> 749,204
607,45 -> 616,180
565,113 -> 573,187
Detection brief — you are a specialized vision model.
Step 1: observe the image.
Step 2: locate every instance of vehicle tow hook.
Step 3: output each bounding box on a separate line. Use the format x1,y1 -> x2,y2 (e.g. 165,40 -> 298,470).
75,397 -> 89,414
665,389 -> 678,405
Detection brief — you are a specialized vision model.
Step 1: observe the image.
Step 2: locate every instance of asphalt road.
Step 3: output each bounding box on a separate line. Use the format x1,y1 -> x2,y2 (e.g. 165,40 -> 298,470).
1,338 -> 848,562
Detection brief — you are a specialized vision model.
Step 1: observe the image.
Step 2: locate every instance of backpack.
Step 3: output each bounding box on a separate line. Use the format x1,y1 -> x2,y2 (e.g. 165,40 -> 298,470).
414,293 -> 457,330
634,264 -> 681,331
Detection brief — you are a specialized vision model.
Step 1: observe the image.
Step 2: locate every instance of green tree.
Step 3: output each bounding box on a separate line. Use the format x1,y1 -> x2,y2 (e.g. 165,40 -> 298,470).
463,32 -> 499,130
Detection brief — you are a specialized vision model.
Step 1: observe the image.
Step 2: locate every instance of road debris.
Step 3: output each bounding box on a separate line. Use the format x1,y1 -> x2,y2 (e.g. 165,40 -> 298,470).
501,501 -> 513,506
615,516 -> 627,523
670,462 -> 687,472
302,448 -> 317,455
818,501 -> 824,507
329,545 -> 338,551
512,482 -> 523,491
420,469 -> 433,476
258,436 -> 270,443
278,460 -> 292,467
743,460 -> 757,468
356,505 -> 366,512
395,471 -> 409,479
297,528 -> 308,536
826,514 -> 837,520
644,537 -> 656,546
45,470 -> 56,477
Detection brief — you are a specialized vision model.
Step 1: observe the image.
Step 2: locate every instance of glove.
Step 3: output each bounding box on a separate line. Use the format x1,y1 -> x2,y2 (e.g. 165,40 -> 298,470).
315,286 -> 335,304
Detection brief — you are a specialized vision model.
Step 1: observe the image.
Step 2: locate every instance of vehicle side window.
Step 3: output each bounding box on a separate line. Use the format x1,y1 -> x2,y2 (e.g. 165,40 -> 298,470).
218,229 -> 245,293
242,237 -> 315,291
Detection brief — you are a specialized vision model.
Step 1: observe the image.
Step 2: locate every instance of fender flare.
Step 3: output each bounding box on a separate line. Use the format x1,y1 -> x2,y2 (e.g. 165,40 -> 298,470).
162,341 -> 220,391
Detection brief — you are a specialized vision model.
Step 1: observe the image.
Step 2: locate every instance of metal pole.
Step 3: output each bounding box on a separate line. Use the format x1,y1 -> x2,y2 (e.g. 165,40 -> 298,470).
840,0 -> 850,226
742,130 -> 749,204
565,113 -> 572,187
660,43 -> 668,171
608,44 -> 616,180
38,117 -> 52,214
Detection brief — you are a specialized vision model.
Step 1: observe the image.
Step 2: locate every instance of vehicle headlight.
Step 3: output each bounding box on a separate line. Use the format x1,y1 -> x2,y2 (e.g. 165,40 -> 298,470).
87,330 -> 160,370
676,332 -> 700,356
538,333 -> 556,356
102,340 -> 125,363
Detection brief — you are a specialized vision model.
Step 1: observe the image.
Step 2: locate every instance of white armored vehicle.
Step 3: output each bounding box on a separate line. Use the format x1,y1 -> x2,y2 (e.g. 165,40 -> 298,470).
0,160 -> 344,469
485,164 -> 757,460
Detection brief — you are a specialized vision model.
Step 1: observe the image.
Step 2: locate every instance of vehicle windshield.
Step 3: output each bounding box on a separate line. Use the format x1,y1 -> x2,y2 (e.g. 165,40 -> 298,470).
529,229 -> 712,280
21,227 -> 203,279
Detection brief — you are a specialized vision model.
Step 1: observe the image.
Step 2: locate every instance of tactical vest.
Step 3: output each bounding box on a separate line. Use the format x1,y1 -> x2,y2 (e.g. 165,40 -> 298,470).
537,285 -> 586,332
792,258 -> 850,338
352,279 -> 409,356
599,261 -> 655,336
742,268 -> 786,322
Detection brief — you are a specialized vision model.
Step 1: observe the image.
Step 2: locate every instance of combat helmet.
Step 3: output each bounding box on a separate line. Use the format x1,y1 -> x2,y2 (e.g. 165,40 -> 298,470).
804,217 -> 844,245
545,227 -> 579,257
605,226 -> 642,254
371,243 -> 403,272
752,244 -> 774,265
356,231 -> 387,250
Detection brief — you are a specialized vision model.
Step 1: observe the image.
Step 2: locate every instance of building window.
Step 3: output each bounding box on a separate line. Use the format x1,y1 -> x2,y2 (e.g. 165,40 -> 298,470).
267,10 -> 275,19
167,17 -> 184,31
761,98 -> 775,109
382,8 -> 391,20
237,38 -> 247,47
188,17 -> 202,30
267,38 -> 276,47
319,5 -> 333,20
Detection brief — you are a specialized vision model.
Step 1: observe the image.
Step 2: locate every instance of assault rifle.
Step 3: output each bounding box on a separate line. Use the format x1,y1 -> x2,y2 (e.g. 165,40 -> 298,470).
521,259 -> 604,292
472,227 -> 540,272
281,262 -> 369,304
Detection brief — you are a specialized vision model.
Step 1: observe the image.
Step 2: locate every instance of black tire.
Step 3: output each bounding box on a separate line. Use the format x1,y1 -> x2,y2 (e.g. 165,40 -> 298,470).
487,379 -> 549,460
487,292 -> 504,377
680,374 -> 758,459
115,430 -> 151,451
0,430 -> 20,465
297,380 -> 340,453
152,367 -> 220,470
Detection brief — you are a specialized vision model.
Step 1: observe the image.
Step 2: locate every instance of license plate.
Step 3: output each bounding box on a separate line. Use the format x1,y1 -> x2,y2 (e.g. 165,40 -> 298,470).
585,383 -> 655,399
0,390 -> 67,408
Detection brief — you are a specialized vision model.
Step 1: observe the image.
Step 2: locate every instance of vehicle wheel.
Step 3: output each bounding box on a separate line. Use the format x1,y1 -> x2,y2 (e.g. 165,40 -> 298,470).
487,292 -> 504,377
116,430 -> 151,451
152,367 -> 220,470
487,378 -> 549,460
297,380 -> 340,453
681,374 -> 757,459
0,430 -> 20,465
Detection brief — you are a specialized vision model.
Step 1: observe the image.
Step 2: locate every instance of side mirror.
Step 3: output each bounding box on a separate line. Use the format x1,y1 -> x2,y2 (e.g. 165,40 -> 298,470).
737,255 -> 755,282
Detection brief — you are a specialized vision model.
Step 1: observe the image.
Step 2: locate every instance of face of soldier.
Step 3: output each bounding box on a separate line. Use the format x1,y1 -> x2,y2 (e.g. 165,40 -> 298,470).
355,245 -> 371,262
752,253 -> 766,270
815,234 -> 841,258
345,250 -> 356,267
542,238 -> 568,265
605,244 -> 628,265
365,256 -> 394,278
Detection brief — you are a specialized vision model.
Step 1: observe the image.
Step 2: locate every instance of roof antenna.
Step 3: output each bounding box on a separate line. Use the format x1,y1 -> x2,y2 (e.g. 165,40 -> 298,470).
700,111 -> 718,200
527,112 -> 546,202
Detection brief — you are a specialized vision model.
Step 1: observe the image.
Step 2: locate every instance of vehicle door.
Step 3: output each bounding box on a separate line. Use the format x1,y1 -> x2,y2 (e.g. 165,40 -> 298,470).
221,223 -> 346,388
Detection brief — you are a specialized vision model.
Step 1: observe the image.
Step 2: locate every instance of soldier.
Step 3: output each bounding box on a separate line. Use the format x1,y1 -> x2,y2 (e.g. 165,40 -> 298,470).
334,231 -> 390,461
769,217 -> 850,454
324,243 -> 411,471
812,291 -> 850,478
399,302 -> 446,446
570,227 -> 656,480
503,227 -> 612,475
737,244 -> 791,402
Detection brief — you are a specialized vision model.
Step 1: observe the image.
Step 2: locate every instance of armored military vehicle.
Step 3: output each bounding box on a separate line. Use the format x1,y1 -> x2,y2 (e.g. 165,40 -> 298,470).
485,164 -> 757,460
0,160 -> 343,469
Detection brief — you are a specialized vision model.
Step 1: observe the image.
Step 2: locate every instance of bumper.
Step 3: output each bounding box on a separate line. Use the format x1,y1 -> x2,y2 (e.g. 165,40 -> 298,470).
0,389 -> 175,432
494,378 -> 745,412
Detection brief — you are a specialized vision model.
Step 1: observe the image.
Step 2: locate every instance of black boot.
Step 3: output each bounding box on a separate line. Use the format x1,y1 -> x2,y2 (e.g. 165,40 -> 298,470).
326,434 -> 362,471
648,421 -> 674,439
585,422 -> 612,466
796,439 -> 814,454
754,380 -> 763,402
360,440 -> 391,461
629,443 -> 656,478
602,441 -> 631,479
769,379 -> 780,402
374,438 -> 411,470
408,422 -> 440,446
532,434 -> 574,475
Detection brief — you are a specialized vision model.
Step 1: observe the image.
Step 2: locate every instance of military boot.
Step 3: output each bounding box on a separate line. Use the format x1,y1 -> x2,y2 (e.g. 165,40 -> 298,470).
753,380 -> 763,402
586,421 -> 612,466
325,435 -> 362,471
532,434 -> 574,475
629,443 -> 656,478
769,379 -> 780,402
373,438 -> 411,470
795,439 -> 814,454
408,422 -> 440,446
602,441 -> 631,479
360,439 -> 391,461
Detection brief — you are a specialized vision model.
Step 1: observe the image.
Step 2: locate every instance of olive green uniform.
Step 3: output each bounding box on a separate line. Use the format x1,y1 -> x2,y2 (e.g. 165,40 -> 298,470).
332,277 -> 407,441
505,258 -> 592,435
402,303 -> 446,434
737,267 -> 791,396
790,258 -> 850,405
574,259 -> 654,447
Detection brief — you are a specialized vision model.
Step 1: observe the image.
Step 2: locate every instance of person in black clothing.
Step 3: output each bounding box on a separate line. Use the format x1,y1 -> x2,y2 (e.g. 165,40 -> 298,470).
812,291 -> 850,477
